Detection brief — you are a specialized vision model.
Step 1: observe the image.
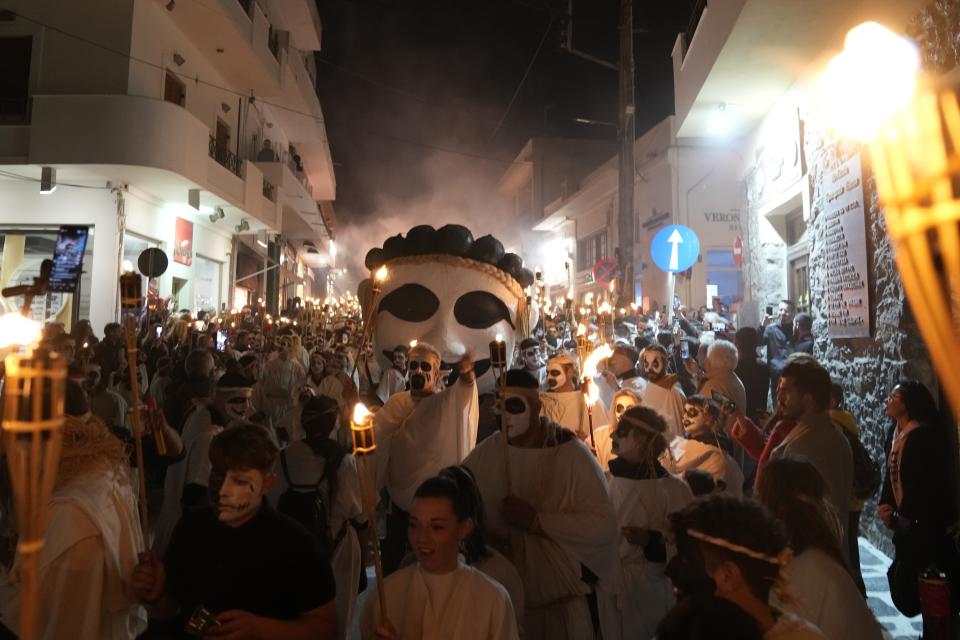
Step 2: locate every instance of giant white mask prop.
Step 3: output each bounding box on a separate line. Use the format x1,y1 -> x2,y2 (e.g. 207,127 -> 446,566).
641,348 -> 668,382
365,225 -> 537,394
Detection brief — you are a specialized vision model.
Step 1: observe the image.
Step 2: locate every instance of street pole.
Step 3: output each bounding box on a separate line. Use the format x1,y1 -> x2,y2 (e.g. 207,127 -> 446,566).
617,0 -> 636,308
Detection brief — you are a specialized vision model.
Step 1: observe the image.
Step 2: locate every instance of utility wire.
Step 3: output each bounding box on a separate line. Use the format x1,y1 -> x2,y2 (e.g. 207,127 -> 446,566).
8,9 -> 532,167
0,168 -> 110,190
491,15 -> 554,139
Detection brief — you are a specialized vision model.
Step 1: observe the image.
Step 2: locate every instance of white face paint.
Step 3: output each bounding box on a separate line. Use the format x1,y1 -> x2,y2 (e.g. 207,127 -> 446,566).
641,350 -> 667,382
522,346 -> 544,371
215,468 -> 265,527
503,392 -> 533,438
408,355 -> 440,394
546,366 -> 567,391
372,260 -> 537,394
219,388 -> 254,423
613,394 -> 639,420
682,403 -> 710,437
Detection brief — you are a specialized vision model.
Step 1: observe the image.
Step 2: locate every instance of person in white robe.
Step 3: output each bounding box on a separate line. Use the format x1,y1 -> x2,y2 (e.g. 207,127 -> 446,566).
268,395 -> 367,640
637,346 -> 686,440
757,458 -> 882,640
360,469 -> 518,640
0,414 -> 148,640
592,388 -> 641,471
598,405 -> 694,640
154,373 -> 253,556
376,345 -> 409,404
666,396 -> 743,496
464,370 -> 619,640
374,343 -> 479,573
539,353 -> 612,442
257,335 -> 306,439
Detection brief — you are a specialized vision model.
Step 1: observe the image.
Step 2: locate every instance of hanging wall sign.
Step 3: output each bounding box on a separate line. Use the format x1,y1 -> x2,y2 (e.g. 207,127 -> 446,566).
174,218 -> 193,266
821,154 -> 870,338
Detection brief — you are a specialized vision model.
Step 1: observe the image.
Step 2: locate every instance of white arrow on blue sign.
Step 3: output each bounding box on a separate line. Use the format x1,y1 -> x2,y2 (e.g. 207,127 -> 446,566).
651,224 -> 700,273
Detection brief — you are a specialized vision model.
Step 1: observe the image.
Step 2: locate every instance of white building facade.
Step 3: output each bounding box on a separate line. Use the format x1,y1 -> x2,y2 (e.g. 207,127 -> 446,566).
0,0 -> 336,333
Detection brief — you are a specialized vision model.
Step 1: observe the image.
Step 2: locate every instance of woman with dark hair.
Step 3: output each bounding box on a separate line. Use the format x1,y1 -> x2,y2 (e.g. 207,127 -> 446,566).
598,405 -> 693,639
360,468 -> 519,639
758,458 -> 882,639
268,395 -> 366,640
879,380 -> 960,621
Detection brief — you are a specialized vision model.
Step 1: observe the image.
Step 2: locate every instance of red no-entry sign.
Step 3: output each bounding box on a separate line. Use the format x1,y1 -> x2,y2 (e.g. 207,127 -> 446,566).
733,236 -> 743,267
593,257 -> 619,285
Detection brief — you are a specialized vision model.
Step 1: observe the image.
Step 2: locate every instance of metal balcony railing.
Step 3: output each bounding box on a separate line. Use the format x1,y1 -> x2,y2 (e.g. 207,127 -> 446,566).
0,97 -> 31,124
262,178 -> 277,202
209,135 -> 244,178
682,0 -> 708,59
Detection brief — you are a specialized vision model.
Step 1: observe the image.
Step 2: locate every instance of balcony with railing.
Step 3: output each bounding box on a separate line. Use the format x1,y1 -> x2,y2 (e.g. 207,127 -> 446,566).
682,0 -> 709,60
209,134 -> 244,178
262,178 -> 277,202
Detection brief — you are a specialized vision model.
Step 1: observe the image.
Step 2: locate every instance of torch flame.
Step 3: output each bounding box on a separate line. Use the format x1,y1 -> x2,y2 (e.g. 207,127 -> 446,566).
582,343 -> 613,379
566,289 -> 574,301
410,339 -> 418,348
577,323 -> 587,336
375,265 -> 389,282
352,402 -> 372,424
495,333 -> 503,343
586,380 -> 600,406
0,312 -> 42,349
598,302 -> 612,315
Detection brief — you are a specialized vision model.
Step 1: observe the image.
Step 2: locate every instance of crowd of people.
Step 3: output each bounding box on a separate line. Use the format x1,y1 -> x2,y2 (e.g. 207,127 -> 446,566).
0,291 -> 958,640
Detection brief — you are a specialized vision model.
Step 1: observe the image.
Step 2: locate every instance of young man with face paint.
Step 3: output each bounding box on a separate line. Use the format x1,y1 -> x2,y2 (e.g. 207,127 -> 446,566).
667,396 -> 744,496
538,353 -> 614,442
376,344 -> 409,404
597,405 -> 693,640
373,342 -> 480,574
636,345 -> 687,441
511,337 -> 547,388
666,496 -> 827,639
464,370 -> 619,640
590,388 -> 642,471
133,425 -> 339,639
154,372 -> 256,557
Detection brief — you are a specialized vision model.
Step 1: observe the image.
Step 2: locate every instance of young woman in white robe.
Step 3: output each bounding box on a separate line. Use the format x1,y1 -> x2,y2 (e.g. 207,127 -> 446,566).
599,405 -> 694,640
267,395 -> 367,640
758,458 -> 883,640
592,389 -> 641,471
360,468 -> 518,640
666,396 -> 743,495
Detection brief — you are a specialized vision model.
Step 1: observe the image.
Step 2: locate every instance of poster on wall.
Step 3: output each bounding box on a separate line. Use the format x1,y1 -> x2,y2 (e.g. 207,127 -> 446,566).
822,154 -> 870,338
174,217 -> 193,266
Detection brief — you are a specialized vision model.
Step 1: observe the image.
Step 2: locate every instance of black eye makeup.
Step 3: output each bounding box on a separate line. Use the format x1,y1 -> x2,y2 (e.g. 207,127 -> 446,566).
453,291 -> 514,330
379,284 -> 440,323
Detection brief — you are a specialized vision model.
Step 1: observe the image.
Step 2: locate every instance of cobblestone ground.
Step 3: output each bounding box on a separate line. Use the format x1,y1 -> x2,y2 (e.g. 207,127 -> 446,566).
860,537 -> 923,640
351,539 -> 921,639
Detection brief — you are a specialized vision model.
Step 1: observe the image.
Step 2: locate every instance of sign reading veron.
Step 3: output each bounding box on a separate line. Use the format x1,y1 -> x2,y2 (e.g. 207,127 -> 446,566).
821,154 -> 869,338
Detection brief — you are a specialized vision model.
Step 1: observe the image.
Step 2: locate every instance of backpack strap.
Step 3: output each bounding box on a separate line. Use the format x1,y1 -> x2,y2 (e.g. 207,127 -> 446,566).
280,449 -> 320,491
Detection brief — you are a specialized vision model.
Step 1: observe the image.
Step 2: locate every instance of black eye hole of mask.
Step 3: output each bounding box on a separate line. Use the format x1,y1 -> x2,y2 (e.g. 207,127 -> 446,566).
379,284 -> 440,323
408,360 -> 433,373
504,397 -> 528,414
453,291 -> 514,330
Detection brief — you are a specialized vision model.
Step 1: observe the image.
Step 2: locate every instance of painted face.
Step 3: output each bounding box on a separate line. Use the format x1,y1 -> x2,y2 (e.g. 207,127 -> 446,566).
408,356 -> 440,393
641,350 -> 667,381
613,393 -> 639,420
218,388 -> 254,423
310,356 -> 326,376
372,259 -> 535,393
546,365 -> 567,390
503,391 -> 533,438
682,403 -> 709,437
392,349 -> 408,371
212,468 -> 267,527
521,346 -> 544,371
611,420 -> 648,465
408,495 -> 471,574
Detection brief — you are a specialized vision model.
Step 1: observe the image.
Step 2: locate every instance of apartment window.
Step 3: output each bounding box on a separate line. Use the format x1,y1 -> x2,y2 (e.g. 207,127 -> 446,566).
164,70 -> 186,107
576,232 -> 608,272
785,208 -> 811,312
0,37 -> 32,123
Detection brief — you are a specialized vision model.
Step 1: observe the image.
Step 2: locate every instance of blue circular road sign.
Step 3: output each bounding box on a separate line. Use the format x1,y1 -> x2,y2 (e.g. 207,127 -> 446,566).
651,224 -> 700,273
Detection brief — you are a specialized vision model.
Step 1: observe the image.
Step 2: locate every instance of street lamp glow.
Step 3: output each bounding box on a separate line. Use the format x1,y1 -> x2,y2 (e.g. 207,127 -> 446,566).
817,22 -> 920,142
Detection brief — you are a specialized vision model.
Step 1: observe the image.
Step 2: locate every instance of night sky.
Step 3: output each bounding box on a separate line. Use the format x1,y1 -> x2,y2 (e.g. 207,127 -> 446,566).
316,0 -> 693,251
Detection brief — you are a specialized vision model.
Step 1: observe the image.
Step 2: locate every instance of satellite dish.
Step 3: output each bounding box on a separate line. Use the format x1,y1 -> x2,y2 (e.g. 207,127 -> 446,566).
138,248 -> 169,278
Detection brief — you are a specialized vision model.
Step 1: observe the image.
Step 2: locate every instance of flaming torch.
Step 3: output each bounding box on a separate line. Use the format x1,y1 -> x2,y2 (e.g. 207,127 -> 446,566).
350,403 -> 390,626
575,323 -> 589,370
581,343 -> 613,449
1,317 -> 64,640
352,266 -> 389,379
488,334 -> 512,491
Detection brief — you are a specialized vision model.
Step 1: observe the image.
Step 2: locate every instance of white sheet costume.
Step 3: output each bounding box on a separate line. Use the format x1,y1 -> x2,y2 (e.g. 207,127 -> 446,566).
154,404 -> 222,555
377,379 -> 479,511
267,441 -> 367,640
539,390 -> 612,442
376,366 -> 407,404
598,469 -> 693,640
667,436 -> 744,496
0,466 -> 147,639
638,379 -> 686,441
257,355 -> 305,436
360,561 -> 518,640
464,426 -> 619,640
